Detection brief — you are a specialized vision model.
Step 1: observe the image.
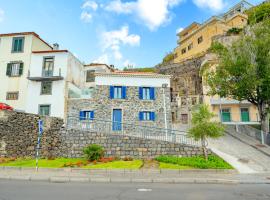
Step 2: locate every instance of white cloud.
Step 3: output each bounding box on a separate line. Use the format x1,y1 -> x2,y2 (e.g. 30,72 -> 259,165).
193,0 -> 225,11
176,27 -> 184,34
80,11 -> 92,23
0,8 -> 4,23
93,54 -> 109,64
104,0 -> 183,31
82,1 -> 98,11
123,59 -> 136,67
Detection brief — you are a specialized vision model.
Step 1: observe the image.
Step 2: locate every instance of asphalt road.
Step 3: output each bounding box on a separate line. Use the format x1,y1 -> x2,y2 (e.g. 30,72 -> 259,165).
0,180 -> 270,200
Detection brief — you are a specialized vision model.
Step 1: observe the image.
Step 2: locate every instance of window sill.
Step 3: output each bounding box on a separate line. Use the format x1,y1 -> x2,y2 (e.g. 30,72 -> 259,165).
8,75 -> 21,78
40,94 -> 52,96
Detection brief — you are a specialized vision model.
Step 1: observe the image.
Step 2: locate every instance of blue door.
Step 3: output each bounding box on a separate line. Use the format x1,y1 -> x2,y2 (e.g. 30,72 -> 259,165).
112,109 -> 122,131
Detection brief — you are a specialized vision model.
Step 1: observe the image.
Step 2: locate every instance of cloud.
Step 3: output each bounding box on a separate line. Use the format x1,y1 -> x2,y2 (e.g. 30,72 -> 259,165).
123,59 -> 136,67
176,27 -> 184,34
104,0 -> 183,31
80,11 -> 92,23
82,1 -> 98,11
0,8 -> 4,23
93,54 -> 109,64
192,0 -> 225,11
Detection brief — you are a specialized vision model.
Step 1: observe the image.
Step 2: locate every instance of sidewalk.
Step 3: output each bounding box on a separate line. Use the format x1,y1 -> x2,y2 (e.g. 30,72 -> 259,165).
0,167 -> 269,184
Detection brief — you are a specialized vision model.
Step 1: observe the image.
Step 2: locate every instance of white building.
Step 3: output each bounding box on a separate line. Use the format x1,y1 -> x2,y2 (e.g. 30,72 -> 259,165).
25,49 -> 84,118
0,32 -> 52,111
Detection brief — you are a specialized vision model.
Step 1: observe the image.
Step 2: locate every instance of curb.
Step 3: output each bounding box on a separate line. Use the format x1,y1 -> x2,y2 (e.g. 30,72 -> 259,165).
1,175 -> 270,185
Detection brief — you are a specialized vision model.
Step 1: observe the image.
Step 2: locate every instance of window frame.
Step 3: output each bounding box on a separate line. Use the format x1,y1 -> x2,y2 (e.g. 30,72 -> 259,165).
6,92 -> 19,100
42,56 -> 54,77
40,81 -> 52,95
86,70 -> 95,82
181,48 -> 186,54
139,111 -> 155,121
114,86 -> 123,99
197,36 -> 203,44
11,37 -> 25,53
38,104 -> 51,116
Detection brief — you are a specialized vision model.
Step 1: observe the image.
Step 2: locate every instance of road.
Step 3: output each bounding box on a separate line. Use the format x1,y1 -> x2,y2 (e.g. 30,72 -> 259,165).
0,180 -> 270,200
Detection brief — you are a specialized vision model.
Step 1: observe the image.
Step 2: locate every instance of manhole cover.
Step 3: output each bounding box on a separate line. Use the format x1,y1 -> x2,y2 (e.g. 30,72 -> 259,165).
238,158 -> 249,163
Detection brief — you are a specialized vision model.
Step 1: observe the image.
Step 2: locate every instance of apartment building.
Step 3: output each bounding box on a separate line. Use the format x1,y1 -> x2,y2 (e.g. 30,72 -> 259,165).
0,32 -> 52,111
25,49 -> 84,118
174,0 -> 252,63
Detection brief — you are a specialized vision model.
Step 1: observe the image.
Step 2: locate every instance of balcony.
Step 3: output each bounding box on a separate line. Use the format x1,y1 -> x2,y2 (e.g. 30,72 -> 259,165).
27,69 -> 64,81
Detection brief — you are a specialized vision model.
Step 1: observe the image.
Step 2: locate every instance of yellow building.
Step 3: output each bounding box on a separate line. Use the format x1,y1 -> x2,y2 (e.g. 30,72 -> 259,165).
0,32 -> 52,111
174,0 -> 252,63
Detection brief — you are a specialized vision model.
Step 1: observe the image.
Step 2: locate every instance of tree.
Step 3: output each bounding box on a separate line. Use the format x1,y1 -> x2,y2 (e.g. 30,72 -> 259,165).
246,1 -> 270,25
162,52 -> 174,64
206,19 -> 270,135
188,104 -> 225,160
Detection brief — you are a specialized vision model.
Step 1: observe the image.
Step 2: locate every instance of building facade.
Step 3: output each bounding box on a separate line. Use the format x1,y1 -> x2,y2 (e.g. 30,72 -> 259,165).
0,32 -> 52,111
67,72 -> 172,131
25,50 -> 84,118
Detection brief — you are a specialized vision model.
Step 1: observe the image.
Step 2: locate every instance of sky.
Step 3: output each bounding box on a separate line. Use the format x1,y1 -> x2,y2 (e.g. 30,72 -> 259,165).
0,0 -> 264,69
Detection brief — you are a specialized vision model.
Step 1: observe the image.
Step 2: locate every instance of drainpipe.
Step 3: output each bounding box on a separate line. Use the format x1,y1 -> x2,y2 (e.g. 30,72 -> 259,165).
162,84 -> 168,140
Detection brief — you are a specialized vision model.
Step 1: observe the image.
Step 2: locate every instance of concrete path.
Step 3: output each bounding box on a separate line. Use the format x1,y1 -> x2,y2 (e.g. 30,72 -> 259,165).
208,134 -> 270,174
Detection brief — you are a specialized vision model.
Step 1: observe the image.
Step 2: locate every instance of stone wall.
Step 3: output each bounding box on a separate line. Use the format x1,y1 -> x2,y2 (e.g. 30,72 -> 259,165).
67,85 -> 172,130
0,111 -> 208,158
0,110 -> 63,158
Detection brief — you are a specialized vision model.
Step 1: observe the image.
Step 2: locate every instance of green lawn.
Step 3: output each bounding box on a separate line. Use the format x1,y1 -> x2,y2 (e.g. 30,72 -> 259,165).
155,155 -> 233,169
0,158 -> 84,168
83,160 -> 143,169
159,162 -> 194,169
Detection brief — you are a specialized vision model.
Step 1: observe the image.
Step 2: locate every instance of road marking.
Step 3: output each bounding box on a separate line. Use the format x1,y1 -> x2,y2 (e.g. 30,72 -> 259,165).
137,189 -> 152,192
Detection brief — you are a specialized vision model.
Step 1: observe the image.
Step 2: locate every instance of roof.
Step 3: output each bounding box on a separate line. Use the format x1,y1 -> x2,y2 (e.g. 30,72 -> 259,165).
32,50 -> 68,54
84,63 -> 115,71
0,32 -> 52,49
178,22 -> 201,36
95,71 -> 171,78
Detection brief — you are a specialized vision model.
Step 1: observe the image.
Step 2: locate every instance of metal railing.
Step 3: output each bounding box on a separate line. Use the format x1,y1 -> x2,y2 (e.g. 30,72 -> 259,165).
66,118 -> 200,146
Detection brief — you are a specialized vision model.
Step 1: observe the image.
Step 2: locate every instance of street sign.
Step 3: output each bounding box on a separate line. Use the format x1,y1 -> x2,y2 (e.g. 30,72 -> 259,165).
36,120 -> 43,171
38,120 -> 43,135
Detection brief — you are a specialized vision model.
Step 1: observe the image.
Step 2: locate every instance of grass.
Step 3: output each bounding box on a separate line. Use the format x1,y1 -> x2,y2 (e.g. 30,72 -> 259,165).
0,158 -> 85,168
155,155 -> 233,169
159,162 -> 194,169
83,160 -> 143,169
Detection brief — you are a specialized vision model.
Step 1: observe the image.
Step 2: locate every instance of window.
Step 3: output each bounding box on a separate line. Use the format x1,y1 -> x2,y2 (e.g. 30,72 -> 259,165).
6,92 -> 19,100
109,86 -> 126,99
86,70 -> 95,82
181,48 -> 186,54
41,81 -> 52,95
181,114 -> 188,124
139,87 -> 155,100
188,43 -> 193,51
12,37 -> 24,53
79,110 -> 94,120
39,105 -> 51,116
241,108 -> 250,122
139,111 -> 155,121
198,36 -> 203,44
6,62 -> 24,77
42,57 -> 54,77
220,108 -> 231,122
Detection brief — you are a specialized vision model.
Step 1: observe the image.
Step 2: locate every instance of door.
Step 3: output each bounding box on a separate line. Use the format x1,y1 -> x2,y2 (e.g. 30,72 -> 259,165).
241,108 -> 250,122
221,109 -> 231,122
112,109 -> 122,131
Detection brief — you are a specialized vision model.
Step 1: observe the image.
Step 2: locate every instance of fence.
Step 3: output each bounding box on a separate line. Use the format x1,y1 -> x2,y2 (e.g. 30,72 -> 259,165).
66,117 -> 200,147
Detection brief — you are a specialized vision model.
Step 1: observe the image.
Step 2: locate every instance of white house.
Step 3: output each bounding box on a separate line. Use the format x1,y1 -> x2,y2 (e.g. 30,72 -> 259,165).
25,49 -> 84,118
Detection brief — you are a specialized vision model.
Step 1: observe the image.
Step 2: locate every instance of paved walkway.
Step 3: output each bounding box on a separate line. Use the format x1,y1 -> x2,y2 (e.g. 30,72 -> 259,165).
208,133 -> 270,174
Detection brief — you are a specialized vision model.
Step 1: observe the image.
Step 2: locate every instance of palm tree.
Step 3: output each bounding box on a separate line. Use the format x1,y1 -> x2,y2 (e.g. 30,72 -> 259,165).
188,104 -> 225,160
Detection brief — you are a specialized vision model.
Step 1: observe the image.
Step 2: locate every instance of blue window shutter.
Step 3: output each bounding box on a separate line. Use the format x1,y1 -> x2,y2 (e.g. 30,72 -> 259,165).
139,112 -> 143,121
150,112 -> 155,121
150,87 -> 155,100
110,86 -> 114,99
79,111 -> 85,120
122,86 -> 126,99
90,111 -> 94,120
139,87 -> 143,99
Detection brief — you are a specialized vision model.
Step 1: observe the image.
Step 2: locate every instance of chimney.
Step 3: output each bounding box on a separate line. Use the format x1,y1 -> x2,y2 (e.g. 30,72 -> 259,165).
53,43 -> 59,50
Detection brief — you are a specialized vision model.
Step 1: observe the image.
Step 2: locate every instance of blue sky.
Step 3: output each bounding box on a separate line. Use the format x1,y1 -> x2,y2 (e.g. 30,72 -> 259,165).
0,0 -> 263,68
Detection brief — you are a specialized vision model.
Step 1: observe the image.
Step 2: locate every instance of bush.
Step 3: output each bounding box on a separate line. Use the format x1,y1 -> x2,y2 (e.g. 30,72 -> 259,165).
155,155 -> 233,169
83,144 -> 104,161
227,27 -> 242,35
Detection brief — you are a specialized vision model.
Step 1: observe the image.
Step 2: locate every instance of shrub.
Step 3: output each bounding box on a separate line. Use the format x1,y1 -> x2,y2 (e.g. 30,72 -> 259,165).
227,27 -> 242,35
83,144 -> 104,161
155,155 -> 233,169
123,157 -> 133,161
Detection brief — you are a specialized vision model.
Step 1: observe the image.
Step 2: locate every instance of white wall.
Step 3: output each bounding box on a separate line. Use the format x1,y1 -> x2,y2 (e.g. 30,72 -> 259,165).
95,75 -> 171,88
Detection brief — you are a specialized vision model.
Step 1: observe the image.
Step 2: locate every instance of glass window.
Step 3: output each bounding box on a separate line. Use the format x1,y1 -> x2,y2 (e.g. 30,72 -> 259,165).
86,70 -> 95,82
12,37 -> 24,52
10,63 -> 20,76
114,86 -> 122,99
198,36 -> 203,44
39,105 -> 50,116
241,108 -> 250,122
181,48 -> 186,54
221,108 -> 231,122
142,87 -> 150,100
41,81 -> 52,95
188,43 -> 193,50
6,92 -> 19,100
42,57 -> 54,77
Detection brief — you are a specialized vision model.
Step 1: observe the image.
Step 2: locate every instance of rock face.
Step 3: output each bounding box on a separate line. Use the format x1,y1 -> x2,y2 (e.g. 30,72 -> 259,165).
0,110 -> 208,158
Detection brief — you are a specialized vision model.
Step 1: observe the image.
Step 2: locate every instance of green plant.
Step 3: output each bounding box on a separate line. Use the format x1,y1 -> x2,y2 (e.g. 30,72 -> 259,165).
188,104 -> 224,160
227,27 -> 242,35
155,155 -> 232,169
162,52 -> 174,64
83,144 -> 104,161
246,2 -> 270,25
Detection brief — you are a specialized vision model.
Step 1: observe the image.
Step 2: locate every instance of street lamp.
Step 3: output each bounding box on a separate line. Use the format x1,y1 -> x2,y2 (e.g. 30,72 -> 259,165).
162,83 -> 168,140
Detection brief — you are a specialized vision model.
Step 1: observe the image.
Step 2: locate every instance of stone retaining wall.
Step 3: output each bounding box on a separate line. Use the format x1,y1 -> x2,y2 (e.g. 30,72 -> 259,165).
0,111 -> 209,158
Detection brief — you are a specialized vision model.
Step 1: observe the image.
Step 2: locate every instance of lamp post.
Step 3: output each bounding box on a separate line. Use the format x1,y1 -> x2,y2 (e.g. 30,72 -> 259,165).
162,83 -> 168,140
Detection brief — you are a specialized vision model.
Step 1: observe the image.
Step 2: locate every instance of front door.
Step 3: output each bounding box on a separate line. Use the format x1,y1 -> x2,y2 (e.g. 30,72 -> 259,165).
241,108 -> 250,122
221,109 -> 231,122
112,109 -> 122,131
